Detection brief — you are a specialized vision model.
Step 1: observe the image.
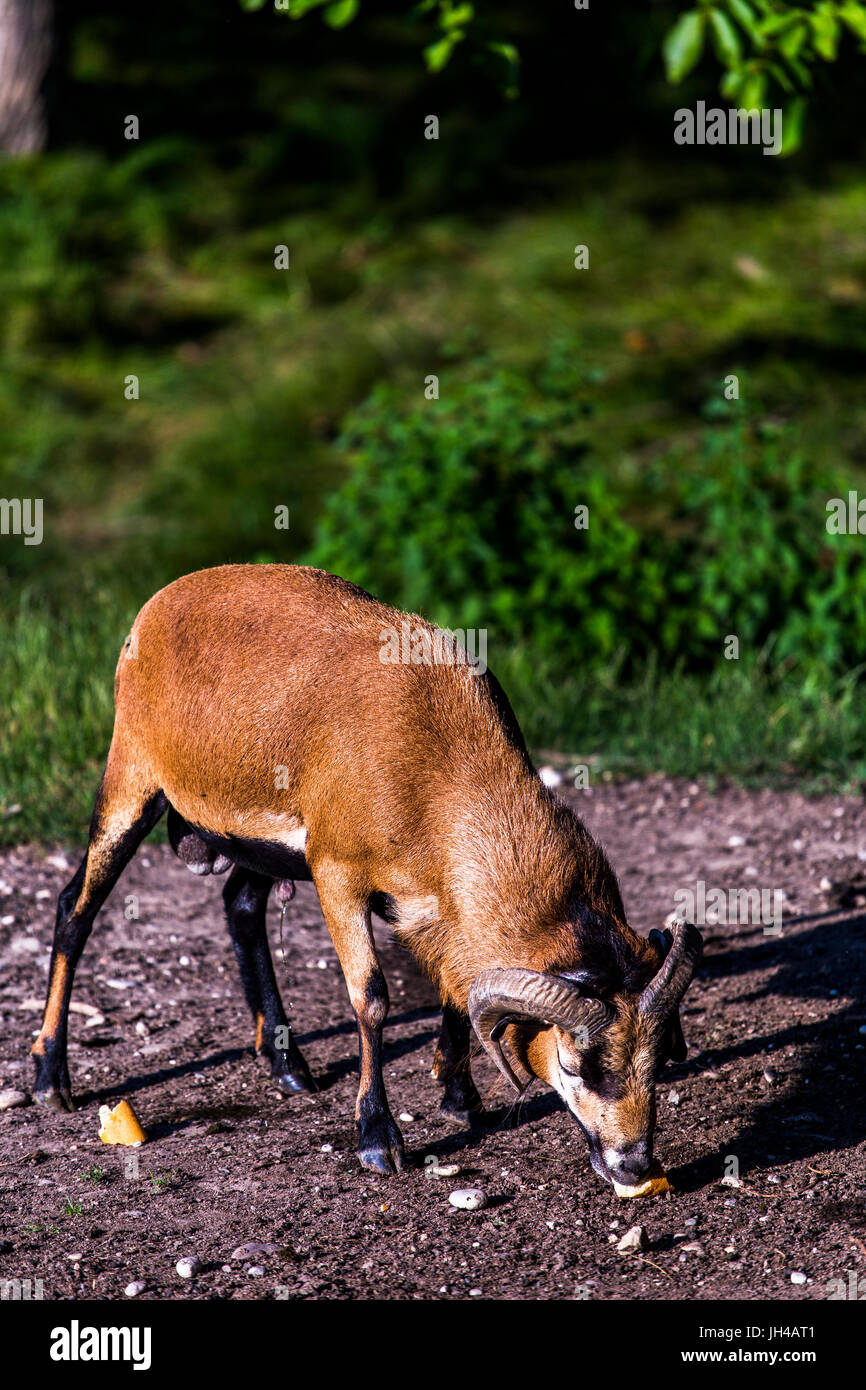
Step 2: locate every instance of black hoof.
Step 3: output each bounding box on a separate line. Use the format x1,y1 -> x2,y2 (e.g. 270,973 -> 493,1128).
273,1068 -> 317,1095
33,1087 -> 74,1113
440,1075 -> 483,1122
357,1116 -> 406,1174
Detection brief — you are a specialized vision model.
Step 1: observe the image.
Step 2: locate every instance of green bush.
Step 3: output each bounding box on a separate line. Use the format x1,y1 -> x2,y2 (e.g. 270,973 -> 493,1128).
306,355 -> 866,674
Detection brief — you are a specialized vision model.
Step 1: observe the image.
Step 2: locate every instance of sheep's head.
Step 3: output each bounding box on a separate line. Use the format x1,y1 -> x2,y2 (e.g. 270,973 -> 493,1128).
467,921 -> 702,1186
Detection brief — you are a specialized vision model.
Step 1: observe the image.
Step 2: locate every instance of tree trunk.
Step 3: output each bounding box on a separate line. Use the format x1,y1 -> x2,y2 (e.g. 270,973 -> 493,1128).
0,0 -> 52,153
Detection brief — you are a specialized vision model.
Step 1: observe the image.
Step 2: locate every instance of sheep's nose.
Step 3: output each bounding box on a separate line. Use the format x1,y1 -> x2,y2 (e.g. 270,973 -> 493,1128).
605,1140 -> 651,1184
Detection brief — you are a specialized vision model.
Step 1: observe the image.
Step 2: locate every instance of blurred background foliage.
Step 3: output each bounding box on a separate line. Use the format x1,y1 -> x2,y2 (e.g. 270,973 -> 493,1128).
2,0 -> 866,841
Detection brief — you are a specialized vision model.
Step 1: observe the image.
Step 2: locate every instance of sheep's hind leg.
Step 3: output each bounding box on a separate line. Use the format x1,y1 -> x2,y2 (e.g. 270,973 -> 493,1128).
222,866 -> 314,1094
33,764 -> 166,1110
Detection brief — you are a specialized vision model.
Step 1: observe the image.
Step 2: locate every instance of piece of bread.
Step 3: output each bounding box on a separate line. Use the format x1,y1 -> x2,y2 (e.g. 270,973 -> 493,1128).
98,1099 -> 147,1146
613,1163 -> 671,1198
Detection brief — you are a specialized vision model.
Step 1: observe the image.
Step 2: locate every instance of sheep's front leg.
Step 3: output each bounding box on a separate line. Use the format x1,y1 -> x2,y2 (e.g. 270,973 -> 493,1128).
433,1003 -> 483,1120
314,859 -> 405,1174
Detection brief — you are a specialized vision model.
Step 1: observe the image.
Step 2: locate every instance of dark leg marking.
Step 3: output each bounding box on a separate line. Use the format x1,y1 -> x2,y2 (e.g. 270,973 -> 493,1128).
222,866 -> 314,1094
32,789 -> 167,1110
355,972 -> 405,1174
432,1003 -> 483,1121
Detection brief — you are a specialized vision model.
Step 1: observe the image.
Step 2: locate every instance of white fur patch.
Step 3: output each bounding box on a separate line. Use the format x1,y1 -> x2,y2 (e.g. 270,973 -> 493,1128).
391,895 -> 440,933
280,825 -> 307,853
229,811 -> 307,854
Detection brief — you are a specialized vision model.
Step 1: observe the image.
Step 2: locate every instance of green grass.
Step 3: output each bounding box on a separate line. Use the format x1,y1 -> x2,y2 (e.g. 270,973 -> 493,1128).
4,150 -> 866,842
4,153 -> 866,599
2,589 -> 863,847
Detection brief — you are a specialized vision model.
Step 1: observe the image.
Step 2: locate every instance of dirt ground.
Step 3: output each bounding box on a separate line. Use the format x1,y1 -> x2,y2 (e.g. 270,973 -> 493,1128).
1,776 -> 865,1302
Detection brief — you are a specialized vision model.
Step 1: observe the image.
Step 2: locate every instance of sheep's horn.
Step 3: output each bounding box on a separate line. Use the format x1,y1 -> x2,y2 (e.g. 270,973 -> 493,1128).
639,920 -> 703,1018
468,968 -> 614,1094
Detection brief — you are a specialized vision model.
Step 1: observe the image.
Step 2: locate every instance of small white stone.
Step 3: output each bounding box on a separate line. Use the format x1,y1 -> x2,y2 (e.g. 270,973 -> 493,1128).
0,1089 -> 30,1110
468,1288 -> 483,1296
668,1090 -> 681,1106
399,1112 -> 414,1124
247,1265 -> 265,1277
791,1271 -> 807,1285
176,1256 -> 201,1279
819,877 -> 833,893
427,1162 -> 461,1178
135,1021 -> 149,1037
45,854 -> 71,871
727,835 -> 746,848
178,956 -> 190,967
35,889 -> 52,900
124,1280 -> 146,1297
320,1143 -> 333,1153
617,1225 -> 646,1254
449,1188 -> 487,1211
231,1241 -> 285,1260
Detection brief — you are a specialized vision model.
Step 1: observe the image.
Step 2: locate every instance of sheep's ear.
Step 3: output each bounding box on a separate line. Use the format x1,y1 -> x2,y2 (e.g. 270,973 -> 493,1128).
649,929 -> 689,1063
669,1010 -> 688,1063
648,927 -> 671,959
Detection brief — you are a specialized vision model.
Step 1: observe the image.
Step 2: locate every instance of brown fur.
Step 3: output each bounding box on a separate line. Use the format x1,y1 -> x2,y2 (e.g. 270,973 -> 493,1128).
37,563 -> 677,1172
108,564 -> 653,1010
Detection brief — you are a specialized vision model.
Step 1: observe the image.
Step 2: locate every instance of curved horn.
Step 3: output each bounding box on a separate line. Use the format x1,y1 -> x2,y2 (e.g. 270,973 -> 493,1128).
468,968 -> 614,1094
639,920 -> 703,1017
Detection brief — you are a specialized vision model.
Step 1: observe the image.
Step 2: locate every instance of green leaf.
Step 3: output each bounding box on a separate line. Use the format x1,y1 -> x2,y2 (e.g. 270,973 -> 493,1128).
487,40 -> 520,97
287,0 -> 331,16
323,0 -> 360,27
663,10 -> 706,82
238,0 -> 268,10
424,32 -> 461,72
785,54 -> 813,87
811,1 -> 840,59
720,67 -> 743,97
839,2 -> 866,41
738,69 -> 767,109
768,61 -> 794,92
710,9 -> 742,65
488,40 -> 519,66
780,95 -> 807,155
440,3 -> 474,30
727,0 -> 760,40
778,20 -> 808,61
761,13 -> 806,39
